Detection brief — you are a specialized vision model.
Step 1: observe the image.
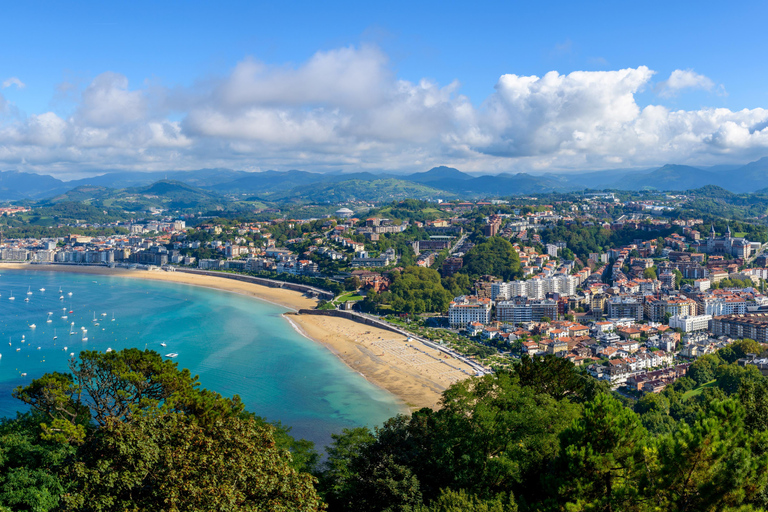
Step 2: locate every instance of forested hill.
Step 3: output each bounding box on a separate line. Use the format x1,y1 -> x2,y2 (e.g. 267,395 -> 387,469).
3,343 -> 768,511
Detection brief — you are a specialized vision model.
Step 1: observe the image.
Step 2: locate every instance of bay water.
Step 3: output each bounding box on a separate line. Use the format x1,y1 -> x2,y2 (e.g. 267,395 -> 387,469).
0,269 -> 406,447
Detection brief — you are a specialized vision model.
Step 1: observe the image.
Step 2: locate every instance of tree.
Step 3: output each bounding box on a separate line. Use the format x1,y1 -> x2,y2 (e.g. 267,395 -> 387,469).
643,267 -> 657,280
718,339 -> 763,364
714,363 -> 762,395
687,354 -> 723,386
652,399 -> 768,511
344,276 -> 361,291
317,427 -> 376,509
673,269 -> 684,289
63,410 -> 323,512
11,349 -> 323,512
387,267 -> 454,313
13,349 -> 209,442
415,489 -> 518,512
557,394 -> 649,512
0,412 -> 75,512
461,237 -> 521,280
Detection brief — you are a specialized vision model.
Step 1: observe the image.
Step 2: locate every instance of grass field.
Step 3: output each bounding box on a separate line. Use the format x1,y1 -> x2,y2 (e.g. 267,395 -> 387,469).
682,379 -> 717,400
335,292 -> 365,304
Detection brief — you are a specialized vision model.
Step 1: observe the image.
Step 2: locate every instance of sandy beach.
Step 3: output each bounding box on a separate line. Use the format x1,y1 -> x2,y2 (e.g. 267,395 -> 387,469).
0,263 -> 472,410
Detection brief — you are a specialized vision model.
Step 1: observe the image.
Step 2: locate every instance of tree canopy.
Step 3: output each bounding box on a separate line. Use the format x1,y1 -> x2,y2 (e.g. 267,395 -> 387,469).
460,237 -> 521,280
4,349 -> 322,512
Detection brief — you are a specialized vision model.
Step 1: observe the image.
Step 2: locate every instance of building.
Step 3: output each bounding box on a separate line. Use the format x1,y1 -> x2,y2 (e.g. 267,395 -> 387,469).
496,301 -> 533,323
696,225 -> 756,258
491,275 -> 578,300
669,314 -> 713,332
484,215 -> 502,237
335,208 -> 354,218
711,313 -> 768,343
607,296 -> 644,321
644,297 -> 697,322
442,257 -> 463,277
448,295 -> 492,328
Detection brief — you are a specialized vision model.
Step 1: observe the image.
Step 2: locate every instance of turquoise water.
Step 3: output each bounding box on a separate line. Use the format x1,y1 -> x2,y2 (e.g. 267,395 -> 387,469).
0,270 -> 406,447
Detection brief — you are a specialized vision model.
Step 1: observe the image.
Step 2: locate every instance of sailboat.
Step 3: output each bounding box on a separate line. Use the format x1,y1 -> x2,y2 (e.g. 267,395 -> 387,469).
69,324 -> 75,335
82,330 -> 88,342
61,307 -> 68,319
53,329 -> 58,341
26,286 -> 32,295
39,287 -> 45,292
46,312 -> 53,323
92,312 -> 97,322
111,312 -> 115,322
8,291 -> 14,301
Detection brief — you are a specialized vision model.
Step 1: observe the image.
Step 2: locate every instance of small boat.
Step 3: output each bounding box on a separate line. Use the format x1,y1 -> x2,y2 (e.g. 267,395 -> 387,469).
47,312 -> 53,323
101,312 -> 107,317
20,373 -> 26,376
39,288 -> 45,292
26,287 -> 32,295
69,352 -> 74,357
165,353 -> 178,358
111,313 -> 115,322
37,346 -> 41,350
59,296 -> 64,300
63,346 -> 67,351
68,292 -> 72,296
92,313 -> 97,322
106,348 -> 113,353
24,297 -> 29,302
8,291 -> 14,301
69,310 -> 73,314
29,324 -> 36,329
16,348 -> 20,352
160,342 -> 167,347
53,329 -> 58,341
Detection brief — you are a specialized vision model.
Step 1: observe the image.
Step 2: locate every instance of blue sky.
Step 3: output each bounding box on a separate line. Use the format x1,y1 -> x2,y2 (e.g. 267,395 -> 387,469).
2,0 -> 767,176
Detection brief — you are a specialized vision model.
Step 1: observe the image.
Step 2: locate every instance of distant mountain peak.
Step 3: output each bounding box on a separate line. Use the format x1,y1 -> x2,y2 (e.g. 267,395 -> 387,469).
405,166 -> 473,183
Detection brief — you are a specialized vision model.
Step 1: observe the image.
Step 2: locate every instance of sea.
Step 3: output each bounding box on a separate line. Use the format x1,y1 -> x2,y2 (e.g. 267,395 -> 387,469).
0,269 -> 407,447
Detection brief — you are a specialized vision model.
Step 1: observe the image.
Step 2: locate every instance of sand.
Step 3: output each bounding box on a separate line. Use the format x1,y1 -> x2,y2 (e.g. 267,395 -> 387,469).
0,263 -> 472,409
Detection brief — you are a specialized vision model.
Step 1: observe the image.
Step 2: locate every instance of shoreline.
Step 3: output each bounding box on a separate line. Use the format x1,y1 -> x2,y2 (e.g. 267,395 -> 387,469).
0,263 -> 471,410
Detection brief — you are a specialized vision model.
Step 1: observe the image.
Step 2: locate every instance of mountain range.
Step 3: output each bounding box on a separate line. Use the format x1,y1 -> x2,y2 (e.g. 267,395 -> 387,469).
0,157 -> 766,203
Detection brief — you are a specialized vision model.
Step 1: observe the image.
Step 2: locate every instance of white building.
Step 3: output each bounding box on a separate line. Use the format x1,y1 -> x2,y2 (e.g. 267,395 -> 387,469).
448,295 -> 493,328
491,274 -> 578,300
669,314 -> 713,332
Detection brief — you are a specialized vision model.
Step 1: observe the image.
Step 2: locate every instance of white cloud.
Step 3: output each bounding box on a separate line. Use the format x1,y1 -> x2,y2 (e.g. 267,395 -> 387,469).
76,72 -> 147,127
657,69 -> 717,97
0,48 -> 767,175
1,77 -> 25,89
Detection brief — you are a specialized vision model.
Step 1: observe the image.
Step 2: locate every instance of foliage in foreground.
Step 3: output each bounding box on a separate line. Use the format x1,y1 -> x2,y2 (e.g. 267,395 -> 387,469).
1,349 -> 322,512
4,350 -> 768,511
315,355 -> 768,512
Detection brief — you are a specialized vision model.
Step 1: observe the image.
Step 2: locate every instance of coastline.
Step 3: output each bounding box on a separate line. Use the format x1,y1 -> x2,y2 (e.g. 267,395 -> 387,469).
0,264 -> 470,410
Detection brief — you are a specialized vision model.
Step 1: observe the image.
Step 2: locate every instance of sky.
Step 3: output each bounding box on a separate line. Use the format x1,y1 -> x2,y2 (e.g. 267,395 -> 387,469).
1,0 -> 768,177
